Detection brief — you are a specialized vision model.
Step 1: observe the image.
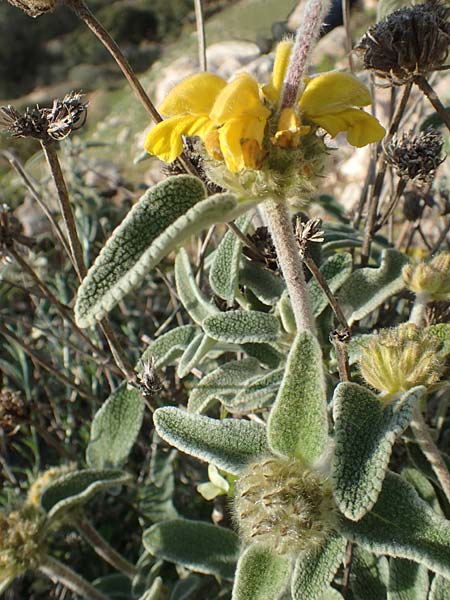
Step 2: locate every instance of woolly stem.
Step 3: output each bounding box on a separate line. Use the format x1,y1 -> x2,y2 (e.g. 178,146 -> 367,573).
264,200 -> 315,332
410,405 -> 450,503
39,556 -> 109,600
76,519 -> 138,578
280,0 -> 331,108
409,291 -> 430,327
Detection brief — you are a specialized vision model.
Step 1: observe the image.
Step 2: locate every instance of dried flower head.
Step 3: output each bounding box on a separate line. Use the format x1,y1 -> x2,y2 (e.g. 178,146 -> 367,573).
233,455 -> 337,555
6,0 -> 57,18
358,323 -> 446,396
27,466 -> 74,507
242,226 -> 279,273
137,356 -> 162,400
0,505 -> 46,582
0,92 -> 88,141
0,389 -> 29,434
385,129 -> 445,182
403,252 -> 450,301
356,1 -> 450,84
296,217 -> 324,257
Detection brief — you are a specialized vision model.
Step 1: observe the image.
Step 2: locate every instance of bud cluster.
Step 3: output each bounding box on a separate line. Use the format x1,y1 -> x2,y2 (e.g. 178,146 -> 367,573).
403,253 -> 450,301
233,455 -> 337,555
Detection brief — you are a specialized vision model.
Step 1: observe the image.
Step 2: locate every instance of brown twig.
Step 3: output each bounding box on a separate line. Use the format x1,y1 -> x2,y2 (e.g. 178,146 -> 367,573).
415,75 -> 450,132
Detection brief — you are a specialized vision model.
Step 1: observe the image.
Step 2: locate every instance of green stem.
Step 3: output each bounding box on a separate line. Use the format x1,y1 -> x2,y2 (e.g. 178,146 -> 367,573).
39,555 -> 109,600
76,519 -> 138,579
264,200 -> 315,333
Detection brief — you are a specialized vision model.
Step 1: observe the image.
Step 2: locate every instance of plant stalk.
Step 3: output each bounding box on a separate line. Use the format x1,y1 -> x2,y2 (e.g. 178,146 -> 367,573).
410,405 -> 450,503
76,519 -> 138,578
40,555 -> 109,600
194,0 -> 207,71
415,75 -> 450,132
264,200 -> 315,332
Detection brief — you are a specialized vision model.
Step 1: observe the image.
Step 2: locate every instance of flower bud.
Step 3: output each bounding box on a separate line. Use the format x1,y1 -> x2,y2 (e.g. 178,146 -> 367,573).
403,253 -> 450,301
233,455 -> 337,555
358,323 -> 445,396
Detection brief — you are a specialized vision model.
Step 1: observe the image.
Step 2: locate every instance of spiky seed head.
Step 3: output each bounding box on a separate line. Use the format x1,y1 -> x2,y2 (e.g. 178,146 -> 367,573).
0,505 -> 46,581
403,253 -> 450,301
233,455 -> 337,555
358,323 -> 446,396
385,129 -> 445,183
356,1 -> 450,85
6,0 -> 57,17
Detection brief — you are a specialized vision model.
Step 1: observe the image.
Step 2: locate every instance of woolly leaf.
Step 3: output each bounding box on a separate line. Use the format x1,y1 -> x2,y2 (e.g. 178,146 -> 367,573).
339,472 -> 450,579
226,367 -> 284,413
86,383 -> 144,469
350,547 -> 389,600
187,358 -> 261,413
240,261 -> 285,305
139,325 -> 198,369
75,176 -> 206,327
210,214 -> 252,305
153,407 -> 268,474
203,310 -> 280,344
139,436 -> 177,523
139,577 -> 163,600
241,342 -> 283,368
232,544 -> 290,600
41,469 -> 131,521
429,575 -> 450,600
320,589 -> 344,599
267,331 -> 328,464
277,292 -> 296,334
338,250 -> 409,326
388,559 -> 429,600
292,533 -> 346,600
333,384 -> 424,521
176,334 -> 217,378
401,467 -> 444,515
143,518 -> 239,579
308,252 -> 352,317
175,248 -> 219,326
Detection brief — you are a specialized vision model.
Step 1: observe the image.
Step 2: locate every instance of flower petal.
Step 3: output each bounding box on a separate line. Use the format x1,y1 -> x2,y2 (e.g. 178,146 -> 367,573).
300,72 -> 373,117
159,73 -> 227,116
309,108 -> 386,147
144,114 -> 213,162
263,40 -> 293,103
210,73 -> 270,123
218,115 -> 267,172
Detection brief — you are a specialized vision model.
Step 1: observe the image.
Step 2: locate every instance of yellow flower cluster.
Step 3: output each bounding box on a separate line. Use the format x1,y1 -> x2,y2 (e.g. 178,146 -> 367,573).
403,252 -> 450,302
145,41 -> 385,174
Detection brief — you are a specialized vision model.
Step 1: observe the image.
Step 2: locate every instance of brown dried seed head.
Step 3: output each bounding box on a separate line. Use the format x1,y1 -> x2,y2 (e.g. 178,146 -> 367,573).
385,129 -> 445,182
6,0 -> 57,18
356,1 -> 450,84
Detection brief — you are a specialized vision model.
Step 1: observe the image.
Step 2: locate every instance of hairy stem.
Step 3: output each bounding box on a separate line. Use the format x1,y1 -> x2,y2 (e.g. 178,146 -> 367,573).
264,200 -> 315,332
409,291 -> 430,327
410,405 -> 450,503
40,555 -> 109,600
76,519 -> 138,578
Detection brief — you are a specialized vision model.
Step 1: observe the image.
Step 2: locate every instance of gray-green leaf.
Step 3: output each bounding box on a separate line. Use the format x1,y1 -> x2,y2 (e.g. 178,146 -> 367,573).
203,310 -> 280,344
388,559 -> 429,600
75,175 -> 206,327
333,384 -> 424,521
153,407 -> 268,474
350,547 -> 389,600
176,334 -> 217,378
143,518 -> 240,579
86,384 -> 144,469
339,472 -> 450,579
338,250 -> 408,326
232,544 -> 290,600
292,534 -> 347,600
139,325 -> 198,369
267,331 -> 328,464
240,261 -> 286,305
429,575 -> 450,600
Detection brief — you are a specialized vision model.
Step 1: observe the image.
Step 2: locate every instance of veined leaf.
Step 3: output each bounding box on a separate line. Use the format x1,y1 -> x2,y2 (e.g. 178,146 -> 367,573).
338,250 -> 409,326
203,310 -> 280,344
226,367 -> 284,413
339,472 -> 450,579
350,547 -> 389,600
333,384 -> 424,521
388,559 -> 429,600
143,518 -> 240,579
268,331 -> 328,464
292,534 -> 347,600
177,334 -> 217,378
153,407 -> 268,474
139,325 -> 198,369
240,261 -> 286,305
429,575 -> 450,600
232,544 -> 290,600
86,383 -> 144,469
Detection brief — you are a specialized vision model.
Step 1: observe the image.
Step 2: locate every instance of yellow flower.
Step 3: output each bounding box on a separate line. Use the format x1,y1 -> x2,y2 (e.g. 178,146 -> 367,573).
266,41 -> 386,148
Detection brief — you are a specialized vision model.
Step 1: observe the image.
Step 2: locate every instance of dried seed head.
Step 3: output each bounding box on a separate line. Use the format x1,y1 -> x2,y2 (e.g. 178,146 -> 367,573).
0,505 -> 46,581
0,92 -> 88,141
137,356 -> 162,399
403,252 -> 450,301
243,226 -> 279,273
356,1 -> 450,84
358,323 -> 446,396
233,455 -> 337,555
295,217 -> 324,257
6,0 -> 57,17
385,129 -> 445,182
0,389 -> 29,433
